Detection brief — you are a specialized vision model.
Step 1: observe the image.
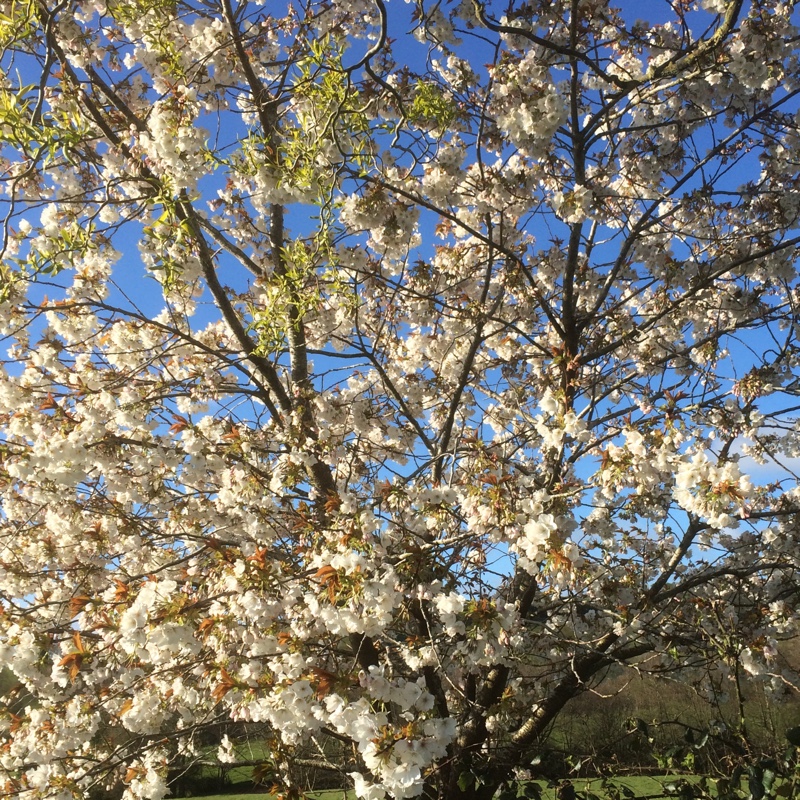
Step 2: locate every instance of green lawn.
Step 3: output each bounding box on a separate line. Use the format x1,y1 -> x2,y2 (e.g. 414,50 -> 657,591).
190,795 -> 270,800
173,775 -> 794,800
192,771 -> 800,800
194,775 -> 701,800
196,792 -> 351,800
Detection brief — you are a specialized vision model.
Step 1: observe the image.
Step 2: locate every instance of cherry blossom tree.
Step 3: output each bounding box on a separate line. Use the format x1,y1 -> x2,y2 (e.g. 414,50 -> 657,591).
1,0 -> 800,798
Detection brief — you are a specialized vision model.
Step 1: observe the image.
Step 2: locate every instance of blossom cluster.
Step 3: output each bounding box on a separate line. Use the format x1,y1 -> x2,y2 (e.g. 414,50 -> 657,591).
1,1 -> 799,799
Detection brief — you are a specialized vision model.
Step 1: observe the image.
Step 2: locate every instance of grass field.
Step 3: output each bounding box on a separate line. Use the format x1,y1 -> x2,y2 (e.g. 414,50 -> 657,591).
195,792 -> 350,800
194,775 -> 706,800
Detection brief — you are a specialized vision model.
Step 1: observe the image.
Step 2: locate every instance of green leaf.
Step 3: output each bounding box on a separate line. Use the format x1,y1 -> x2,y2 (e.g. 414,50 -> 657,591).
748,767 -> 765,800
457,772 -> 473,792
557,782 -> 576,800
522,783 -> 543,799
786,726 -> 800,747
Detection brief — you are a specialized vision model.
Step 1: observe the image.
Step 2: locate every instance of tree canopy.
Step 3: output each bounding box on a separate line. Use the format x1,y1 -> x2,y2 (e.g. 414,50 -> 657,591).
1,0 -> 800,798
